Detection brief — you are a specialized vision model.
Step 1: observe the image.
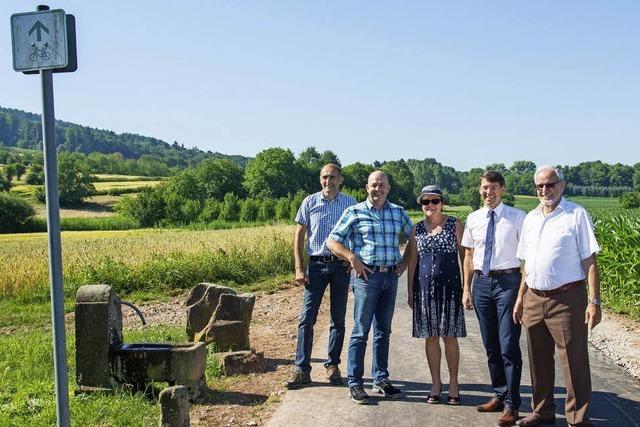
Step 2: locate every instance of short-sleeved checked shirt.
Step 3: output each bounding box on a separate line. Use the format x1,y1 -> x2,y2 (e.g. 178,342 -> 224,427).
328,199 -> 414,267
295,191 -> 357,256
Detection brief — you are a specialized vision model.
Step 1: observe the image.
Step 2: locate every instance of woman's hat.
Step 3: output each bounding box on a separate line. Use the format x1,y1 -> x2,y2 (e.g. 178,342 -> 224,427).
416,185 -> 445,204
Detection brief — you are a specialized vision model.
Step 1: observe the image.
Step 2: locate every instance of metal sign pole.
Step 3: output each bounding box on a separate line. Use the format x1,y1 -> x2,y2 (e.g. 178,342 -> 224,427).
40,36 -> 71,427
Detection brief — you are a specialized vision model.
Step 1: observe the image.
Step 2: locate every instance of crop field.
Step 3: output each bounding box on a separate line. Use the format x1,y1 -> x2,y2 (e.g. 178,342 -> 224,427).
92,180 -> 161,191
0,225 -> 295,305
514,195 -> 620,212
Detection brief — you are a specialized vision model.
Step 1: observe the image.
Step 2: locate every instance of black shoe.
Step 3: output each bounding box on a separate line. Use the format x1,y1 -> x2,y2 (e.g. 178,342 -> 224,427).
349,385 -> 371,404
285,370 -> 311,389
372,379 -> 402,398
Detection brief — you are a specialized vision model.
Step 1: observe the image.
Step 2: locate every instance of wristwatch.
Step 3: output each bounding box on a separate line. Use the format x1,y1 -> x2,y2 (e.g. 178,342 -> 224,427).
589,298 -> 601,306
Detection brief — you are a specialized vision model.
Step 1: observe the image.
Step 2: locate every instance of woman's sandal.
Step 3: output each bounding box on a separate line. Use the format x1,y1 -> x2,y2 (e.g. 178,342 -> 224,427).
426,392 -> 440,404
447,395 -> 461,405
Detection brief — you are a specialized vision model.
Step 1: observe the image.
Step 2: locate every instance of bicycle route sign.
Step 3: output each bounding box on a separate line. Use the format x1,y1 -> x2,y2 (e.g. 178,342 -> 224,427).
11,9 -> 68,72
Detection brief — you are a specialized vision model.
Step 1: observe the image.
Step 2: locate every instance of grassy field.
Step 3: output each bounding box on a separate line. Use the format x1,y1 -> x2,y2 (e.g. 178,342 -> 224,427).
0,225 -> 295,306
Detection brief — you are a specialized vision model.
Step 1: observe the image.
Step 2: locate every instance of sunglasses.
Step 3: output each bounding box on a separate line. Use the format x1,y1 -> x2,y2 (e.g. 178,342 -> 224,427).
535,181 -> 558,191
420,198 -> 442,206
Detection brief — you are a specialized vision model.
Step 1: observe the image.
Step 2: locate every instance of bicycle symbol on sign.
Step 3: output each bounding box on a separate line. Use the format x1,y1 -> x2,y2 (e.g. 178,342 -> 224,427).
29,42 -> 50,61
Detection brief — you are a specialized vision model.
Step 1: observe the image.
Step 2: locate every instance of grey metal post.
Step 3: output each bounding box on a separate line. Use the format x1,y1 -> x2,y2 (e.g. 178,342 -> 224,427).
39,4 -> 70,423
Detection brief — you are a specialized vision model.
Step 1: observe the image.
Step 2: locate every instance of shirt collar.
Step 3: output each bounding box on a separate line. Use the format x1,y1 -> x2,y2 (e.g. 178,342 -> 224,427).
321,191 -> 341,202
482,202 -> 504,217
533,196 -> 567,216
365,198 -> 389,210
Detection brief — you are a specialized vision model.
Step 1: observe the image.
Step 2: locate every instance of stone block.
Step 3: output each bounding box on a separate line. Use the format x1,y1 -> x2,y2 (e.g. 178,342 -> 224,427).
159,385 -> 190,427
196,320 -> 249,351
75,284 -> 122,389
185,283 -> 237,341
220,349 -> 266,376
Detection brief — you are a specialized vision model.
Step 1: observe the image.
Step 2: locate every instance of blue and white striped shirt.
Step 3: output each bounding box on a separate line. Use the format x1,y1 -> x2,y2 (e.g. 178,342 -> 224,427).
328,199 -> 414,267
295,191 -> 357,256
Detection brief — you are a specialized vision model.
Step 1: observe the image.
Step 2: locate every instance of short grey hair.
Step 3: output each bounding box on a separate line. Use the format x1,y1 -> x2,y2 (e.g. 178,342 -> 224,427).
535,165 -> 565,182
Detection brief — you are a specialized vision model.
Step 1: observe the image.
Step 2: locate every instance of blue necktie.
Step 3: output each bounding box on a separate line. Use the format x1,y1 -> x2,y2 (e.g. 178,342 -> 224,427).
482,210 -> 495,276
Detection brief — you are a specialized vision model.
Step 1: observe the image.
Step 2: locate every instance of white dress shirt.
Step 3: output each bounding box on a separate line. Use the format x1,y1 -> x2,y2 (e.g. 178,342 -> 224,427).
462,202 -> 526,271
516,198 -> 600,291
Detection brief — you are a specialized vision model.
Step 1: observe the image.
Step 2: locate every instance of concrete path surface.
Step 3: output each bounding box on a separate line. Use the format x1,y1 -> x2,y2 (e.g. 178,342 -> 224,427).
268,273 -> 640,426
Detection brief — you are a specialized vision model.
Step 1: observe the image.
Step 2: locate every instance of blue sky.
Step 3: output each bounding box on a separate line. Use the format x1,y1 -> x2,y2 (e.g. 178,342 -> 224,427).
1,1 -> 638,170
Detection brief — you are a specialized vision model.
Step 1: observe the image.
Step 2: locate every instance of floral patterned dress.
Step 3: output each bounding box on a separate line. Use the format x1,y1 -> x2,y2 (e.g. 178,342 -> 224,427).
413,216 -> 466,338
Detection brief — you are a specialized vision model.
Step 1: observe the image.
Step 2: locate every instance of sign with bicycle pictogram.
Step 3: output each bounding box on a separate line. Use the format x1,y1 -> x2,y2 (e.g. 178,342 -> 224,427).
11,9 -> 69,72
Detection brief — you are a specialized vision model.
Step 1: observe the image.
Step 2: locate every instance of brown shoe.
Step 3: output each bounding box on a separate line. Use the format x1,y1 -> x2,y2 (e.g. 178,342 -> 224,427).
325,364 -> 343,385
285,370 -> 311,389
498,407 -> 519,426
477,397 -> 505,412
516,412 -> 556,426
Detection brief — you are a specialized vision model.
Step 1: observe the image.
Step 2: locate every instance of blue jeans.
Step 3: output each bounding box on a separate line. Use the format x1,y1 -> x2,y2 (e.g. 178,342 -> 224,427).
472,272 -> 522,409
294,260 -> 350,373
347,271 -> 398,387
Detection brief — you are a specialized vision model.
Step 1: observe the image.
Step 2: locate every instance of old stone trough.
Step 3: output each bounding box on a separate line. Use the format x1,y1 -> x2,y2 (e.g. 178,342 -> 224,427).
75,283 -> 260,402
75,285 -> 206,399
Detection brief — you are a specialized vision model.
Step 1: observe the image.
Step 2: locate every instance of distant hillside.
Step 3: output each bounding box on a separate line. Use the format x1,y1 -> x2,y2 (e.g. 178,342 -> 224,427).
0,106 -> 250,168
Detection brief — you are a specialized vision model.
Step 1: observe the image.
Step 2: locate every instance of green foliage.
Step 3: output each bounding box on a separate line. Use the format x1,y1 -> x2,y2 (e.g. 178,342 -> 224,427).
380,159 -> 415,207
239,198 -> 260,222
55,154 -> 96,206
593,211 -> 640,319
275,197 -> 291,220
502,192 -> 516,207
620,192 -> 640,209
200,199 -> 222,222
196,158 -> 245,200
341,187 -> 367,202
243,148 -> 302,198
290,191 -> 307,221
219,193 -> 241,221
342,162 -> 374,190
258,198 -> 276,221
0,171 -> 10,192
0,192 -> 35,232
116,187 -> 165,227
25,163 -> 44,185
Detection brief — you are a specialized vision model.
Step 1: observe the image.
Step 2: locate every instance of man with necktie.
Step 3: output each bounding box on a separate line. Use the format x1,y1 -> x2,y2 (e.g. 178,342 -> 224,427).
462,171 -> 526,426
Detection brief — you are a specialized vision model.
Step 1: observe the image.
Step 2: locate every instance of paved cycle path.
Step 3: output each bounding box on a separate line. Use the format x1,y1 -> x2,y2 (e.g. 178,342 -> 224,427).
268,273 -> 640,426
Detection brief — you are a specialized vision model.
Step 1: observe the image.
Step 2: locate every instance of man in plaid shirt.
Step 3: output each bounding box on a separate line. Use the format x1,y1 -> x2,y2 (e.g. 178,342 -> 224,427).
327,171 -> 414,404
285,164 -> 357,389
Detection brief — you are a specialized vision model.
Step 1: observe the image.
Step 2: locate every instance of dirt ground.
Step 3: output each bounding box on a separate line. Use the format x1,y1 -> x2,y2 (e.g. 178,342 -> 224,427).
122,282 -> 329,427
120,283 -> 640,426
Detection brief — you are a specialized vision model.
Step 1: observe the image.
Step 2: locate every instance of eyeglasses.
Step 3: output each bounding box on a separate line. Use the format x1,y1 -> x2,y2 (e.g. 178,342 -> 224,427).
420,198 -> 442,206
535,181 -> 558,191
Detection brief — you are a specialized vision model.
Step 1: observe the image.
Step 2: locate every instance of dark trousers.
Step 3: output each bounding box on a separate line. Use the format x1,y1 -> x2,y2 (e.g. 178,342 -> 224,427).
472,272 -> 522,409
294,260 -> 350,373
523,283 -> 591,425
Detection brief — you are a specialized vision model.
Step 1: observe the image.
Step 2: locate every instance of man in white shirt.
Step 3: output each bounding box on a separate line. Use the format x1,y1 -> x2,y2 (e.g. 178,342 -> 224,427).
513,165 -> 602,427
462,171 -> 526,427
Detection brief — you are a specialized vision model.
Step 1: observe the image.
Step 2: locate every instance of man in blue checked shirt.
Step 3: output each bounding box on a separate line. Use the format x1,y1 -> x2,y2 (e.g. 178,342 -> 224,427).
327,171 -> 414,405
285,164 -> 357,390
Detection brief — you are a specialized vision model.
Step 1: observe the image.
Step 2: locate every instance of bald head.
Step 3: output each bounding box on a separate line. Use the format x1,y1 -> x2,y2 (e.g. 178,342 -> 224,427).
367,170 -> 389,186
366,170 -> 390,209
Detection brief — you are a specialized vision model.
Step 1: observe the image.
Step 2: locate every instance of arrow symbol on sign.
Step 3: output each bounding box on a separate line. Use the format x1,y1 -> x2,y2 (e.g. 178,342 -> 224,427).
28,20 -> 49,42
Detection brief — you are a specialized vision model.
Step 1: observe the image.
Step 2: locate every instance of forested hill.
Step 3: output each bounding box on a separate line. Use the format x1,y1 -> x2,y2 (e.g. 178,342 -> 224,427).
0,106 -> 249,168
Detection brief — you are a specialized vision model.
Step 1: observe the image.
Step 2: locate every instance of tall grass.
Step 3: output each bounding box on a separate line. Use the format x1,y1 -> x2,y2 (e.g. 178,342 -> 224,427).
0,225 -> 295,302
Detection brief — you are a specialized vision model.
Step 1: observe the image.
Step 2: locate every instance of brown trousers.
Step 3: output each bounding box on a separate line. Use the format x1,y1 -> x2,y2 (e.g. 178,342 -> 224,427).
522,284 -> 591,425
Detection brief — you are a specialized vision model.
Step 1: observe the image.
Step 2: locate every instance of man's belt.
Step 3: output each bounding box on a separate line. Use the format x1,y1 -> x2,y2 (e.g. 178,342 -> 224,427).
528,280 -> 584,297
309,255 -> 340,262
474,268 -> 521,277
365,264 -> 398,273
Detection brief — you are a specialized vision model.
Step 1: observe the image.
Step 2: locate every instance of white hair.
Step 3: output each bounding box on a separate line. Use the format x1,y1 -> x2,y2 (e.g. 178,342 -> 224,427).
535,165 -> 564,182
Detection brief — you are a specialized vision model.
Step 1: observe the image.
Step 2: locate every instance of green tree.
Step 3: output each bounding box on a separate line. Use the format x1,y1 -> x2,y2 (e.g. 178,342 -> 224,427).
57,154 -> 95,206
195,159 -> 244,200
342,162 -> 374,190
0,192 -> 35,232
243,148 -> 302,198
219,193 -> 241,221
380,160 -> 415,207
0,172 -> 10,192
